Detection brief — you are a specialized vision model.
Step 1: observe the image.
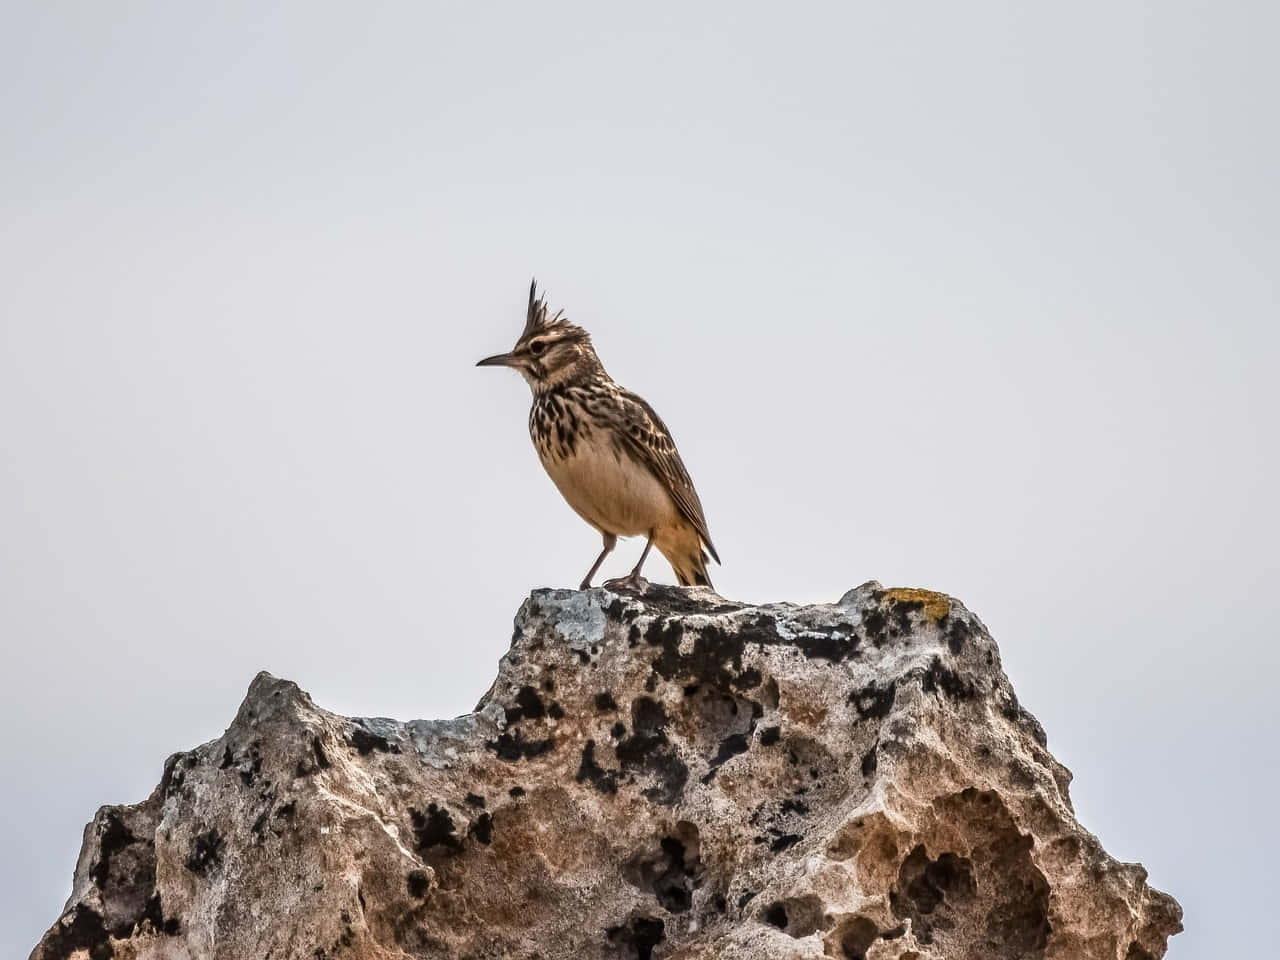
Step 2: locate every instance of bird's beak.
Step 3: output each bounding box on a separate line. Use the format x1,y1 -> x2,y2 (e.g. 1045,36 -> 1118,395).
476,352 -> 519,368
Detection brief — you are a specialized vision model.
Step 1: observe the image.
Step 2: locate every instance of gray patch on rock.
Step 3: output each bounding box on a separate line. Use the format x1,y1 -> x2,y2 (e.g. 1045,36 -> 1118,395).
550,590 -> 608,651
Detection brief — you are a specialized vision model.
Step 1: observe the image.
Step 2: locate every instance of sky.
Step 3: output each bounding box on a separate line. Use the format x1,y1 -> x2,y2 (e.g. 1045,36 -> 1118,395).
2,3 -> 1276,957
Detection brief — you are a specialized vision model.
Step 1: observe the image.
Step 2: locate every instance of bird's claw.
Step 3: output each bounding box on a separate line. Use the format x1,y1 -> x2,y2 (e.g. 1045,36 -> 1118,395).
603,574 -> 649,593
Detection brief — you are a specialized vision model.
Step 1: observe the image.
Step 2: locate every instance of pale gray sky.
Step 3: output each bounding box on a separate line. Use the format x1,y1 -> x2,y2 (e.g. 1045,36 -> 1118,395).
2,4 -> 1276,957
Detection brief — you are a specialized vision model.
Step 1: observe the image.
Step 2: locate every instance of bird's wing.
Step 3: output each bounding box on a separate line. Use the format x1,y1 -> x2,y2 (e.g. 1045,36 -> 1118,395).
612,387 -> 720,564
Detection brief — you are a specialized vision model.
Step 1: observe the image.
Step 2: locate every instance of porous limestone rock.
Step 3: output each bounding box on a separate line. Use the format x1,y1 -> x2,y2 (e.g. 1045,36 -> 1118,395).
32,583 -> 1181,960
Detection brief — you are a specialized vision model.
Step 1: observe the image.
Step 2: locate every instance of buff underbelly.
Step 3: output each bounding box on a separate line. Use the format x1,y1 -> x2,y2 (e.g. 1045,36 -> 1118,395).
539,437 -> 674,539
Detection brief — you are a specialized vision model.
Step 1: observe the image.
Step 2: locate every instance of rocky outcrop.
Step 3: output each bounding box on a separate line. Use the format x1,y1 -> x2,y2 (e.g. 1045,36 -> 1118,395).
32,583 -> 1181,960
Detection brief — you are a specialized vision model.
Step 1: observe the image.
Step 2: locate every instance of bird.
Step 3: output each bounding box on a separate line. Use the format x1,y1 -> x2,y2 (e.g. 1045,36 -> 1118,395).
477,280 -> 720,591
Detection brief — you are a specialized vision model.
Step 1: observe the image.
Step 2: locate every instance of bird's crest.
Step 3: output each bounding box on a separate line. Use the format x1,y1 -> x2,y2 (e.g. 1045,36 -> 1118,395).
522,278 -> 572,339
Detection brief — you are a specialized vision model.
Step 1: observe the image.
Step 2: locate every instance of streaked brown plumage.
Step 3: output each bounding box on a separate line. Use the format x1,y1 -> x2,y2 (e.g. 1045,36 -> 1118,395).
477,280 -> 719,590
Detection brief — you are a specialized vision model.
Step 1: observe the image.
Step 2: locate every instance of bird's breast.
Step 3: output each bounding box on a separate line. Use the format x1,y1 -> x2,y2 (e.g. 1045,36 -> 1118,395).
533,424 -> 674,539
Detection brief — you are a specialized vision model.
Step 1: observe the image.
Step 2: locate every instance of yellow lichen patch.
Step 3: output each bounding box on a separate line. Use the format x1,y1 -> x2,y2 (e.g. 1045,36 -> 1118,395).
882,587 -> 951,621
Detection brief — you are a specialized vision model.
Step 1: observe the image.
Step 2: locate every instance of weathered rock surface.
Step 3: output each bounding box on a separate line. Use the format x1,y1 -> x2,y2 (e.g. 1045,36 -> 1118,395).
32,583 -> 1181,960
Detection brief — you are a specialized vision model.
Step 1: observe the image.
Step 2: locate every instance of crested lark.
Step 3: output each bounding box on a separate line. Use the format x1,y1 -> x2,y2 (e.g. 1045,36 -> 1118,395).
477,281 -> 719,591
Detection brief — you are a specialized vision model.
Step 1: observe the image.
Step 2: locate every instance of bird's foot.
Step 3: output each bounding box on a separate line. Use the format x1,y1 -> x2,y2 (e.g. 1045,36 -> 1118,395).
603,573 -> 649,593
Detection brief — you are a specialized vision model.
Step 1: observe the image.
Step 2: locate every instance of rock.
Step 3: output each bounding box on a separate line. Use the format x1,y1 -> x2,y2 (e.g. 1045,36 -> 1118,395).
30,582 -> 1181,960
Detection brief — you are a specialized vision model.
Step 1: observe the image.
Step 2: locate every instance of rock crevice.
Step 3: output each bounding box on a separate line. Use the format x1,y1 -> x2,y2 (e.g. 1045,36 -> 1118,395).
32,582 -> 1181,959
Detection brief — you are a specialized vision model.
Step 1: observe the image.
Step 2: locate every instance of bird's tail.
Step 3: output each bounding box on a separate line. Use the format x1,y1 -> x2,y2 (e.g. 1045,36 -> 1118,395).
668,548 -> 714,589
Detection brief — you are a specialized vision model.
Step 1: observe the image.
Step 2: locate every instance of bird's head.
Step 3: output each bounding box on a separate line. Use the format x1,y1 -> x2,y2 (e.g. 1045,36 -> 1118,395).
476,280 -> 604,392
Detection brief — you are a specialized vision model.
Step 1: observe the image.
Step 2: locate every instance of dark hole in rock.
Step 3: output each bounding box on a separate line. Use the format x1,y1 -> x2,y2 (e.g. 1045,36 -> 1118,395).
576,740 -> 618,795
485,731 -> 554,762
766,894 -> 827,938
505,685 -> 546,724
90,811 -> 137,887
623,822 -> 702,914
631,696 -> 668,734
141,892 -> 180,936
770,833 -> 802,852
348,726 -> 399,755
893,845 -> 975,918
921,657 -> 977,701
833,916 -> 878,960
312,738 -> 330,770
469,812 -> 493,845
861,741 -> 878,776
594,692 -> 618,712
184,829 -> 224,875
888,791 -> 1052,959
851,681 -> 897,721
945,615 -> 973,654
606,916 -> 665,960
701,732 -> 750,783
615,698 -> 688,805
410,803 -> 461,853
34,905 -> 113,960
406,870 -> 430,898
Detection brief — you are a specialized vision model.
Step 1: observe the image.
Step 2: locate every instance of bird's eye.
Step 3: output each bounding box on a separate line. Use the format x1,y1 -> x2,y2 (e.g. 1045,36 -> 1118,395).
529,340 -> 547,355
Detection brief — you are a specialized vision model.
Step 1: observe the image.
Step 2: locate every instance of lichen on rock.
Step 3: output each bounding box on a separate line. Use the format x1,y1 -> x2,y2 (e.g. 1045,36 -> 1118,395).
30,582 -> 1181,959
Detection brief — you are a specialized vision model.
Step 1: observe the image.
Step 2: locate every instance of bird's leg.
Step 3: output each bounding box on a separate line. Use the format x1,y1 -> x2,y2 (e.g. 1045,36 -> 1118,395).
580,533 -> 617,590
604,531 -> 654,592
